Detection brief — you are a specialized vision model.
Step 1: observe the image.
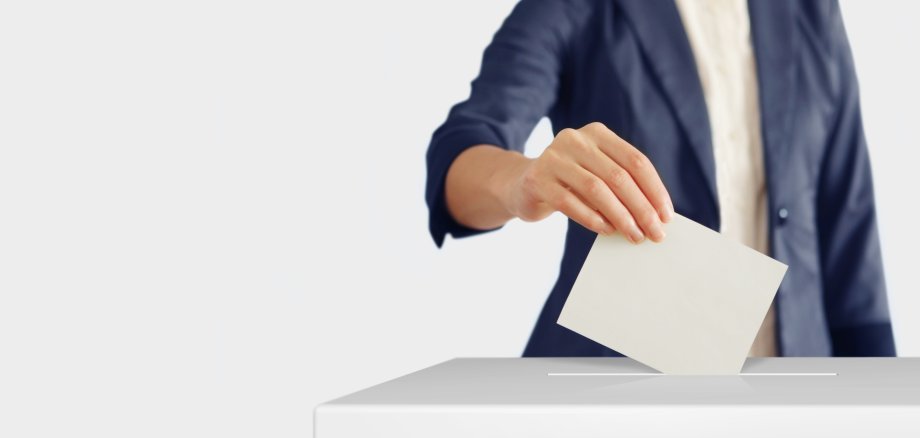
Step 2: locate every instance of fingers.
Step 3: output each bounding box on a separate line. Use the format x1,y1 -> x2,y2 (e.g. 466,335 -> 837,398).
575,147 -> 665,242
532,122 -> 674,243
554,160 -> 646,243
583,123 -> 674,224
541,182 -> 615,236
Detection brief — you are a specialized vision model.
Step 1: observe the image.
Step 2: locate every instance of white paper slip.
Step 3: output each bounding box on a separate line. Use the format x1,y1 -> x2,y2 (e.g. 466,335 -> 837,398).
557,214 -> 788,375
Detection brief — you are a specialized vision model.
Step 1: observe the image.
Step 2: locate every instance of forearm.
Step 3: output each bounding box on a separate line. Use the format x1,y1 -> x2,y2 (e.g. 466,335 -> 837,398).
444,145 -> 531,230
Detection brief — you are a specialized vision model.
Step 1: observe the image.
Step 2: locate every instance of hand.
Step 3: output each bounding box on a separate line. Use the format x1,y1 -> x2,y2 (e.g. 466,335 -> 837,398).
505,122 -> 674,243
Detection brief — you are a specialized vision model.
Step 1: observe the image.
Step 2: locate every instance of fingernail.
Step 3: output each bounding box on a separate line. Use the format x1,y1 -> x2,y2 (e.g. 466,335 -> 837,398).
648,222 -> 666,242
629,222 -> 645,244
659,205 -> 673,223
663,200 -> 676,223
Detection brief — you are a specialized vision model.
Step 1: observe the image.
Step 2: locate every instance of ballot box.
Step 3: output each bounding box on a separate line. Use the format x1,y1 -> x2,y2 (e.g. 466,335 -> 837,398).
315,357 -> 920,437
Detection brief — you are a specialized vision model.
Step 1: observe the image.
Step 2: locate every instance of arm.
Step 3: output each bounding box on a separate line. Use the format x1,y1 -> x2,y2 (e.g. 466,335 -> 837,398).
816,1 -> 895,356
427,0 -> 672,247
446,125 -> 673,243
444,145 -> 531,232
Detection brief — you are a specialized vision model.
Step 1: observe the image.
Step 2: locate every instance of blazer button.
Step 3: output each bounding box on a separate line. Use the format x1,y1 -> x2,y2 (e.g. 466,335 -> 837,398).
777,207 -> 789,224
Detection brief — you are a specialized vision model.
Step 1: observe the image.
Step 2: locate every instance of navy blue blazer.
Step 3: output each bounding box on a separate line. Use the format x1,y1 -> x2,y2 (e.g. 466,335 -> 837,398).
425,0 -> 895,357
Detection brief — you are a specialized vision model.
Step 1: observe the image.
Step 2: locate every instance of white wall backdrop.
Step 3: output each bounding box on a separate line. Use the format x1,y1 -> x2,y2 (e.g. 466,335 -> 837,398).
0,1 -> 915,437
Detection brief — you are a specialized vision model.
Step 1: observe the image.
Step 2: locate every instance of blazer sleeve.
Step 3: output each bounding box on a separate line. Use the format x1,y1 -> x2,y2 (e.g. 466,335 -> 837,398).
424,0 -> 586,247
816,1 -> 896,356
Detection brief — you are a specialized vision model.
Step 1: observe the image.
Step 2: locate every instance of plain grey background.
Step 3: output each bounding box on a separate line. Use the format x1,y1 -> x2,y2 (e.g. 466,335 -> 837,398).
0,1 -> 916,437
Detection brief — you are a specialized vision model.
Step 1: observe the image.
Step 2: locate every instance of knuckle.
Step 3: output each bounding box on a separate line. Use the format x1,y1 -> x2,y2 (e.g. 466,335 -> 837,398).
568,135 -> 590,154
608,167 -> 630,189
583,121 -> 607,133
558,128 -> 591,153
628,151 -> 651,171
583,177 -> 605,198
556,128 -> 577,143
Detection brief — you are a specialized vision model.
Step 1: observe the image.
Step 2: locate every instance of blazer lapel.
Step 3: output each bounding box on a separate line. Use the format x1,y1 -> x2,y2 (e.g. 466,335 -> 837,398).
748,0 -> 797,203
619,0 -> 718,214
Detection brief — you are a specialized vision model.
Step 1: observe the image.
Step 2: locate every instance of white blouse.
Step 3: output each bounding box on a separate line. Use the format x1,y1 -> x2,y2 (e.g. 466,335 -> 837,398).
675,0 -> 776,357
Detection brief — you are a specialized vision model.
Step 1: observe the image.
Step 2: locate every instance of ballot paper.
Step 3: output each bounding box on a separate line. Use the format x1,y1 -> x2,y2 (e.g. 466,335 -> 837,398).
557,214 -> 787,375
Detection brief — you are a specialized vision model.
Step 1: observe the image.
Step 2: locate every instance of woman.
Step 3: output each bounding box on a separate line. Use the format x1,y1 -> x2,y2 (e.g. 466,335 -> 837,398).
425,0 -> 894,357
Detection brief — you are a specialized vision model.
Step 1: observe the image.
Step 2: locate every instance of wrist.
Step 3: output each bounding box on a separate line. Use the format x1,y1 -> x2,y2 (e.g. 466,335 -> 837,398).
489,152 -> 533,220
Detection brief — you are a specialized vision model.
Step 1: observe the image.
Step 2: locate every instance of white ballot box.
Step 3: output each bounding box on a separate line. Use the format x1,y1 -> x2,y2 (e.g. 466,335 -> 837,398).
315,357 -> 919,437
